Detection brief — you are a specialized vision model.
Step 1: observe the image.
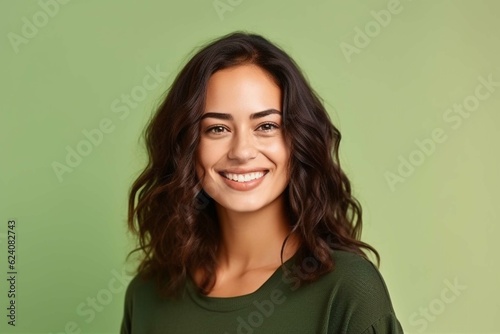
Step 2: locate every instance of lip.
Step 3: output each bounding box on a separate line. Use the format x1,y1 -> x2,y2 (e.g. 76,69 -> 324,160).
218,170 -> 269,191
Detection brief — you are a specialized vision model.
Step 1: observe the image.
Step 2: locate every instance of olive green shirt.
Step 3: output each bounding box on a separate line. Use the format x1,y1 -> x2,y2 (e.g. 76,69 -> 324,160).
120,250 -> 404,333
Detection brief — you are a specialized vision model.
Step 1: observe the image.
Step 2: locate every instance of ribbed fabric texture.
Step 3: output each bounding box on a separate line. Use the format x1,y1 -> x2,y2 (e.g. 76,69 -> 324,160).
120,250 -> 404,334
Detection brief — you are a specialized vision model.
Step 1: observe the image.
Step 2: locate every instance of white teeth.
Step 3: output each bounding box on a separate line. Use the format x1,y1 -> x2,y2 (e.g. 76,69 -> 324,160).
222,171 -> 265,182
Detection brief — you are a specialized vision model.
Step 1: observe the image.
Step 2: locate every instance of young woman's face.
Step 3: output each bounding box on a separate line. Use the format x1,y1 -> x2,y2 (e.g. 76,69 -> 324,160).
196,64 -> 290,213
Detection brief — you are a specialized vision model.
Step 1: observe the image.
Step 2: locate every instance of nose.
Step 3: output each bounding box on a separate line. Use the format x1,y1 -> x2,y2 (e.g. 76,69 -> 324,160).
227,130 -> 258,162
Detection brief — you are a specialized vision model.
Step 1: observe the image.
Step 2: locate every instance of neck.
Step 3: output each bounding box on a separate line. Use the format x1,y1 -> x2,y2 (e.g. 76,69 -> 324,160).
215,194 -> 300,272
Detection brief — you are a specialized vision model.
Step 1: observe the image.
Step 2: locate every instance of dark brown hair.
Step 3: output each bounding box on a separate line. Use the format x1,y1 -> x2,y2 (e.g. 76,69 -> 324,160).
125,31 -> 380,299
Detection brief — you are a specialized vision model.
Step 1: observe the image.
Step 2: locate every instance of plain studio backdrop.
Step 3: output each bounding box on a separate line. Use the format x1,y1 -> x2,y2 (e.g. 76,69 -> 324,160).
1,0 -> 499,333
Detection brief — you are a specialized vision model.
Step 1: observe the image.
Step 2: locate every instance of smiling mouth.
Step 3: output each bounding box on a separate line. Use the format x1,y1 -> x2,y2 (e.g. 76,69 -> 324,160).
219,170 -> 269,183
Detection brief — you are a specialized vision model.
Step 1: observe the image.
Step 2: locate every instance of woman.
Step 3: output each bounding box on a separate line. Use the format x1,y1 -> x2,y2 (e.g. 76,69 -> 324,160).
120,31 -> 404,333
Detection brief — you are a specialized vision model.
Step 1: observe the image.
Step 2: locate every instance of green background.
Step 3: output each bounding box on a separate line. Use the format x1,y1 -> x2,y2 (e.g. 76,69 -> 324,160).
1,0 -> 499,333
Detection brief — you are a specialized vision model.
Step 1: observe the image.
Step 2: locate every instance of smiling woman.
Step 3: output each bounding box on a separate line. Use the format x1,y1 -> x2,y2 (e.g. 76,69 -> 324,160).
196,64 -> 290,215
120,31 -> 404,333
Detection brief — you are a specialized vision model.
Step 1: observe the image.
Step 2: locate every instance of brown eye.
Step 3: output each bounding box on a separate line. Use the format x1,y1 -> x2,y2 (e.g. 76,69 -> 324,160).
206,125 -> 228,134
257,122 -> 279,132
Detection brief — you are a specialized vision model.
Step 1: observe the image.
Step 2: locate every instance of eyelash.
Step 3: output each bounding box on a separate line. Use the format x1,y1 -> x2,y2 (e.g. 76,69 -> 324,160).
206,122 -> 280,134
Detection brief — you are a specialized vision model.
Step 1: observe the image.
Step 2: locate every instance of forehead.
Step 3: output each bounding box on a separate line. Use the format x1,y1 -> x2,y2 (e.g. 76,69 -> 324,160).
204,64 -> 282,114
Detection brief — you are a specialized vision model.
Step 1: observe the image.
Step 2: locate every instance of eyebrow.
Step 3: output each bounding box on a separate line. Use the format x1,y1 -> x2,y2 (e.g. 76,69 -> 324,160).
200,108 -> 282,121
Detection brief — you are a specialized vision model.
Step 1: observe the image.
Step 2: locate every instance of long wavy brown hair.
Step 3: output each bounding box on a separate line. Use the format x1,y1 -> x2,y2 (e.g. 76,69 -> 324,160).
125,31 -> 380,299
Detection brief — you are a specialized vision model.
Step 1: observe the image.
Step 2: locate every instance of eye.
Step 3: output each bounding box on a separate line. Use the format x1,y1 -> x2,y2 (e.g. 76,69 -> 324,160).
206,125 -> 228,134
257,122 -> 279,132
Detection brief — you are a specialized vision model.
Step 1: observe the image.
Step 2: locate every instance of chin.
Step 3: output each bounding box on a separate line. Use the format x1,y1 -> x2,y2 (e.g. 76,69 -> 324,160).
216,198 -> 269,213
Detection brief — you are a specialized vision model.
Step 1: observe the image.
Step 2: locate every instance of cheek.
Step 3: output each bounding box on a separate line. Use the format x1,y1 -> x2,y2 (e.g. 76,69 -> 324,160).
195,147 -> 206,181
195,140 -> 218,180
195,161 -> 203,182
265,139 -> 290,167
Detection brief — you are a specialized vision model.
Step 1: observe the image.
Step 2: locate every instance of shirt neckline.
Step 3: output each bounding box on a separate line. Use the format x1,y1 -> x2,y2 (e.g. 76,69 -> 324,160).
185,253 -> 298,312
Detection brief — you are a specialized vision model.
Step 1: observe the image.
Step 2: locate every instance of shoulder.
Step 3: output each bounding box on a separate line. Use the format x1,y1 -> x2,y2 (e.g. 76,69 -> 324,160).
124,271 -> 148,294
123,271 -> 158,306
322,250 -> 403,333
121,273 -> 147,334
329,250 -> 390,295
326,250 -> 394,308
121,272 -> 170,334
